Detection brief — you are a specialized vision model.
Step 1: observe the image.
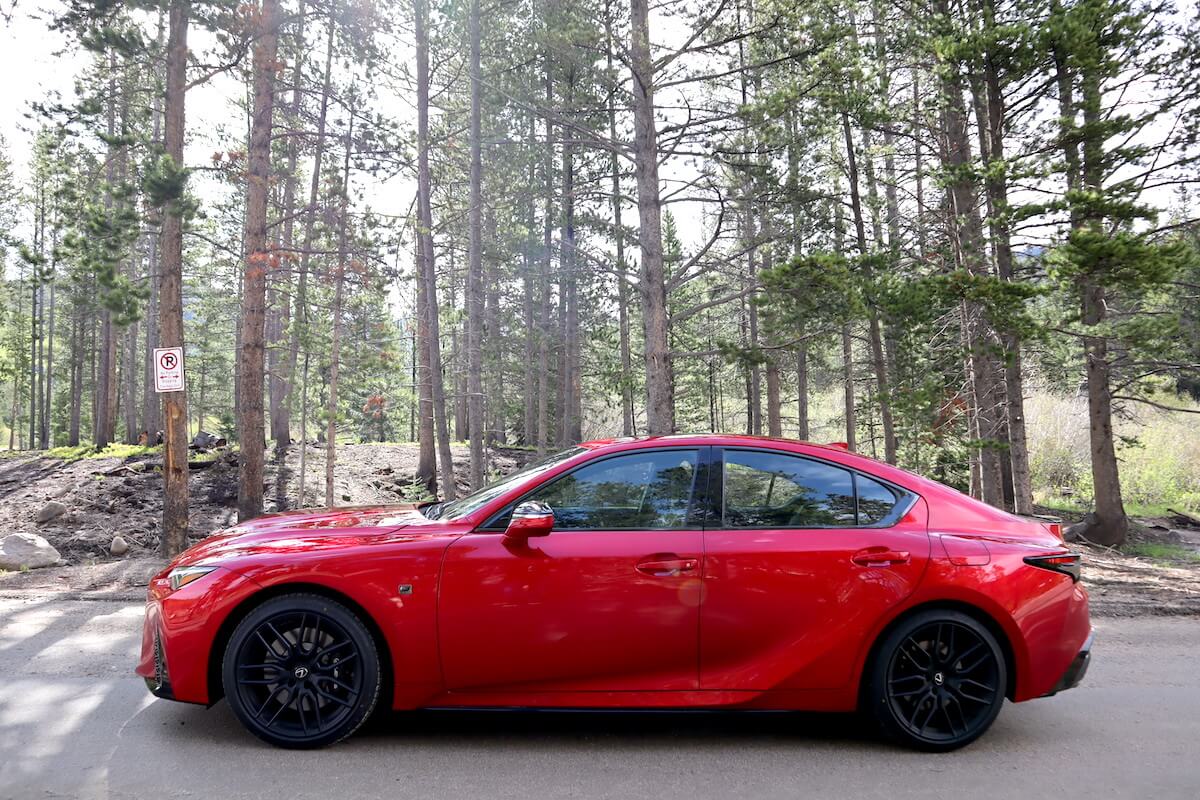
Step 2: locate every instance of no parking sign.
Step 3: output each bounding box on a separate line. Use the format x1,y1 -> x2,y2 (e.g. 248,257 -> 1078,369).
154,347 -> 185,393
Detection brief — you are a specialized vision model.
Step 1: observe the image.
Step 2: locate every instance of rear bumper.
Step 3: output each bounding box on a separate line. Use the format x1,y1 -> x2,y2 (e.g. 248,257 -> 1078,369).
1045,630 -> 1093,696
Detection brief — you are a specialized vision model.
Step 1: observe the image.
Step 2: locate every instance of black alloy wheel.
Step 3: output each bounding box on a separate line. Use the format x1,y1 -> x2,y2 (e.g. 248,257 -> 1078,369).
223,593 -> 380,748
865,609 -> 1006,751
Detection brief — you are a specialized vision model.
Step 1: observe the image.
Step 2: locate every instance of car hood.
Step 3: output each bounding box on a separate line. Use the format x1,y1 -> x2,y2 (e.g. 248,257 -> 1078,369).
168,504 -> 440,569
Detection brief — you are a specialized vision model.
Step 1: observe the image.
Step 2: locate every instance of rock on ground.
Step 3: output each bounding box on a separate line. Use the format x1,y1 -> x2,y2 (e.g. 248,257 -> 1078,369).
36,501 -> 68,523
0,532 -> 61,570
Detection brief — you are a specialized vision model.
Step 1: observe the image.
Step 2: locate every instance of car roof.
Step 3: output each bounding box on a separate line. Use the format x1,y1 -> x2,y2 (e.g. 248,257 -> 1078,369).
579,433 -> 862,459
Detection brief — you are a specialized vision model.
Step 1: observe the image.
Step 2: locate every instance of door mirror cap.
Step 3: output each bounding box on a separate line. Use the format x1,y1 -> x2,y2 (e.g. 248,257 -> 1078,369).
504,501 -> 555,541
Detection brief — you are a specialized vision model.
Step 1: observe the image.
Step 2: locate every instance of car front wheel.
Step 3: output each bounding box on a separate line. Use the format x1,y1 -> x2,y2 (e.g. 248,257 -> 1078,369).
222,593 -> 381,749
864,609 -> 1007,752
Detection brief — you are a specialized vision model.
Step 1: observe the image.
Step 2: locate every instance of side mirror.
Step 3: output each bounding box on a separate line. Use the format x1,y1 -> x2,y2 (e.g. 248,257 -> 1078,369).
504,501 -> 554,541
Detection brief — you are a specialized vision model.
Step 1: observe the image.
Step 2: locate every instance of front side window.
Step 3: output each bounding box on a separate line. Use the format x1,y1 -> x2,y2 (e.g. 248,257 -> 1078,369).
520,449 -> 700,530
723,450 -> 857,528
433,446 -> 587,521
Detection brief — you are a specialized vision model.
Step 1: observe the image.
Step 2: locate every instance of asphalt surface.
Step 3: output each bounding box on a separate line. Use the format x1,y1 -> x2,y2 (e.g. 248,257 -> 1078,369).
0,596 -> 1196,800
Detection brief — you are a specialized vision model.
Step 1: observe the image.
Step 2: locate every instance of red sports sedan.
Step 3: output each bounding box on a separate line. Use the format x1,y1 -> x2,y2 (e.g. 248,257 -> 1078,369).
137,434 -> 1091,751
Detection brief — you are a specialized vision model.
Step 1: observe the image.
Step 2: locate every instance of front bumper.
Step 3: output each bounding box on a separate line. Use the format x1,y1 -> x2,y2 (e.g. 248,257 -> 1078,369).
135,566 -> 265,705
1046,630 -> 1093,696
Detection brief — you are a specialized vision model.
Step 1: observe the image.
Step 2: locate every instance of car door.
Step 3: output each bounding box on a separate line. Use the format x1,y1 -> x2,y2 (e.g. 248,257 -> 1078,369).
700,447 -> 930,691
438,447 -> 707,693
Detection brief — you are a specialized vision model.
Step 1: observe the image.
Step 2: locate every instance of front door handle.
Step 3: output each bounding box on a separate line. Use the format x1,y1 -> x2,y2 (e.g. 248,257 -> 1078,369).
636,557 -> 699,577
852,547 -> 910,567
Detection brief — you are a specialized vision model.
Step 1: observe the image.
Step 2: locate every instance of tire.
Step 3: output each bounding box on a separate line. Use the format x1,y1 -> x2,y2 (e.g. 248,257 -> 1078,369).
863,609 -> 1007,752
222,593 -> 381,749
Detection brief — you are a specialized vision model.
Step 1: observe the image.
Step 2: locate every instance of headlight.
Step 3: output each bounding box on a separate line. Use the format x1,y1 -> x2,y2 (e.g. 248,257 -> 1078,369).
168,565 -> 218,592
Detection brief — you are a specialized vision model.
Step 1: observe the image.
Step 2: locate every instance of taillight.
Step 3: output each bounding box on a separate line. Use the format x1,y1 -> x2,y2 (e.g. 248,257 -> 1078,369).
1046,522 -> 1063,540
1024,552 -> 1082,582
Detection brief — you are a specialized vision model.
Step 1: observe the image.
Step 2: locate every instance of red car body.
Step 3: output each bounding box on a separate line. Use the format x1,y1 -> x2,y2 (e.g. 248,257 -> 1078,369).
137,435 -> 1091,731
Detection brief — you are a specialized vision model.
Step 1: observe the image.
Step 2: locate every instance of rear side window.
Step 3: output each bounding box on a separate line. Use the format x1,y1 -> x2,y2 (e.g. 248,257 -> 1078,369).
721,450 -> 903,529
723,451 -> 856,528
857,474 -> 900,524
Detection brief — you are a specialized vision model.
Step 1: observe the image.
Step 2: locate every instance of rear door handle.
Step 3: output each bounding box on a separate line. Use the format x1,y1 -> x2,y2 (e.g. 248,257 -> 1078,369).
852,548 -> 910,567
636,557 -> 699,577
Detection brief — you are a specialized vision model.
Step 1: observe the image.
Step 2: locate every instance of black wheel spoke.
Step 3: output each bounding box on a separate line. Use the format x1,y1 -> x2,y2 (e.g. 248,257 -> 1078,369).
255,685 -> 287,719
317,639 -> 353,660
254,630 -> 284,658
961,678 -> 996,694
317,676 -> 358,697
264,691 -> 292,728
954,642 -> 985,672
296,693 -> 309,735
319,651 -> 358,671
314,686 -> 354,709
889,674 -> 925,687
264,622 -> 293,655
312,690 -> 325,730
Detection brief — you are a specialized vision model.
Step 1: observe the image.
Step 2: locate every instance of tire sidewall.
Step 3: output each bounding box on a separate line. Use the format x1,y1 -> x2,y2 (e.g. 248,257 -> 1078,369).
222,593 -> 381,749
865,609 -> 1007,752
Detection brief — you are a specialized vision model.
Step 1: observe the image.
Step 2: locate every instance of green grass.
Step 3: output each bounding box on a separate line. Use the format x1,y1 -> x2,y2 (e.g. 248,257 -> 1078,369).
1125,542 -> 1200,562
1033,492 -> 1191,523
1124,502 -> 1181,519
43,443 -> 161,463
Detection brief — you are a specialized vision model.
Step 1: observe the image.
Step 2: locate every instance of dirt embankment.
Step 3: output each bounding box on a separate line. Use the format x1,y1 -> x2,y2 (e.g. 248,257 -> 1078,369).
0,442 -> 532,596
1,443 -> 1198,613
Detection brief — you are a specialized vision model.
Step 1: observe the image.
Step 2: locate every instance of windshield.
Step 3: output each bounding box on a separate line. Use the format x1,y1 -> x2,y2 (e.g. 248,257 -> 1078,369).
423,447 -> 587,521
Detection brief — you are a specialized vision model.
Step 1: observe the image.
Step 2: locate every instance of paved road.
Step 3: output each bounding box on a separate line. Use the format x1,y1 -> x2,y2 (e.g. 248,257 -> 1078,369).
0,597 -> 1196,800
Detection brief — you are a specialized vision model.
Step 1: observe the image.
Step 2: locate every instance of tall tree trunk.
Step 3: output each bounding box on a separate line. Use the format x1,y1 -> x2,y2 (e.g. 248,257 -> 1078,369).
466,0 -> 485,489
285,12 -> 334,463
237,0 -> 280,521
787,107 -> 809,440
975,0 -> 1033,514
1074,40 -> 1127,545
95,61 -> 118,450
143,12 -> 164,444
932,0 -> 1005,506
484,208 -> 504,445
159,0 -> 191,556
606,1 -> 634,436
796,349 -> 809,440
69,305 -> 82,446
414,236 -> 436,493
629,0 -> 672,434
560,72 -> 582,445
842,326 -> 856,449
269,3 -> 305,453
841,109 -> 897,463
325,119 -> 352,508
536,62 -> 553,457
43,257 -> 55,448
414,0 -> 456,498
522,114 -> 538,446
833,166 -> 856,451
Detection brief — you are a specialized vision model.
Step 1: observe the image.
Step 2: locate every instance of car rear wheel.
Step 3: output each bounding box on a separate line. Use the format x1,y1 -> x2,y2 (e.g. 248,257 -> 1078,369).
864,609 -> 1006,752
222,593 -> 380,749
